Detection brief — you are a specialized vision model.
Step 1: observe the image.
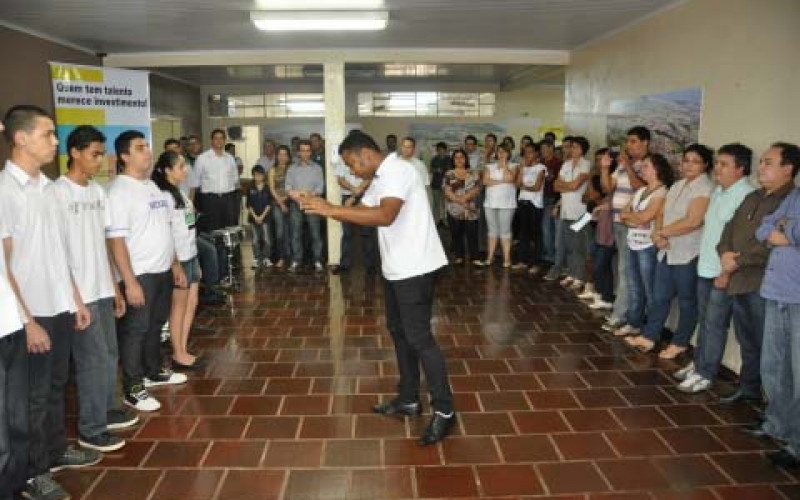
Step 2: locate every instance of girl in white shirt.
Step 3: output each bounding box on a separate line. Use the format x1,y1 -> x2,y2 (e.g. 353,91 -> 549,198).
615,153 -> 672,339
513,144 -> 547,273
152,151 -> 203,371
477,144 -> 519,268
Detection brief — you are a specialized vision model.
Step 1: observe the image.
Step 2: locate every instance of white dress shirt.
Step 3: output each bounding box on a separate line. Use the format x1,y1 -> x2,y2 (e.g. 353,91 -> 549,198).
0,161 -> 77,317
194,149 -> 239,194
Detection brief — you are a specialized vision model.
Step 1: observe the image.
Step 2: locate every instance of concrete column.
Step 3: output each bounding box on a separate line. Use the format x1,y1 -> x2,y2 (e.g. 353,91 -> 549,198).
323,61 -> 345,265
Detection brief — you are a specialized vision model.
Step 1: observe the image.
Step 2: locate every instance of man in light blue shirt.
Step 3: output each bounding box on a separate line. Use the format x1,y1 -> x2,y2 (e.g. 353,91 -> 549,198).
286,139 -> 325,272
675,144 -> 754,395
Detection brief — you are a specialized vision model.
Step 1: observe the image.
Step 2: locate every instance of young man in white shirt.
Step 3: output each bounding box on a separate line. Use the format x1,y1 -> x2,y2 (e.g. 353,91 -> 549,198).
53,126 -> 140,454
299,132 -> 455,446
0,105 -> 96,500
0,116 -> 30,500
550,136 -> 591,288
107,130 -> 187,414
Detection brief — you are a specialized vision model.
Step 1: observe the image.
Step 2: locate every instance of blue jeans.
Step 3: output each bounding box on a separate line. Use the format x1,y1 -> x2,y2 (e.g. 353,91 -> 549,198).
542,198 -> 558,262
270,202 -> 291,261
611,223 -> 631,322
290,202 -> 322,264
61,299 -> 119,440
340,195 -> 377,269
250,221 -> 271,262
762,299 -> 800,455
694,278 -> 733,381
196,234 -> 219,287
626,246 -> 657,329
643,258 -> 699,346
592,243 -> 615,303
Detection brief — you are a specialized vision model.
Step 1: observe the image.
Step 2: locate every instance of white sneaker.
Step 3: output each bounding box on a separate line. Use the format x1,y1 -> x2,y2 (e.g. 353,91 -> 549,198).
144,371 -> 188,388
288,262 -> 299,272
589,299 -> 613,310
613,324 -> 641,336
569,280 -> 585,291
578,290 -> 600,300
677,372 -> 712,394
262,259 -> 273,268
251,260 -> 260,269
124,387 -> 161,412
314,262 -> 325,272
673,362 -> 696,381
560,276 -> 575,286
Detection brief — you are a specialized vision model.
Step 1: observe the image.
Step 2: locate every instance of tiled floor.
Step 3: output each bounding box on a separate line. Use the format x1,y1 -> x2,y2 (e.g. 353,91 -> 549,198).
61,259 -> 800,499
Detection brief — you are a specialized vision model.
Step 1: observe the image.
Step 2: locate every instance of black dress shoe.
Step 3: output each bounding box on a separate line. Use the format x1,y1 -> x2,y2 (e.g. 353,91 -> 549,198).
741,421 -> 771,439
767,449 -> 800,469
419,412 -> 457,446
719,390 -> 764,405
373,399 -> 421,417
171,357 -> 207,372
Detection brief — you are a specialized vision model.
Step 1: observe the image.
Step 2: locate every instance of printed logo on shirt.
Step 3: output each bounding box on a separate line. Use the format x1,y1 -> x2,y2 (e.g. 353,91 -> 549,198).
67,200 -> 105,215
149,199 -> 168,209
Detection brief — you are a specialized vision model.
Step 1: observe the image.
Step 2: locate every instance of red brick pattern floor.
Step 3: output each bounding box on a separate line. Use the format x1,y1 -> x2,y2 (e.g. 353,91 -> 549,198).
60,265 -> 800,499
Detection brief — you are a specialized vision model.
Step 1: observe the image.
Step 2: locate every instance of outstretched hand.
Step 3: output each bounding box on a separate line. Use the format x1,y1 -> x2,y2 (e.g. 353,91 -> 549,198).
300,196 -> 335,217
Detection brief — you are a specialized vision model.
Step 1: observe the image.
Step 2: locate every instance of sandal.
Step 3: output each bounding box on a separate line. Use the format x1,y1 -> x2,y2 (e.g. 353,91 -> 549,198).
658,344 -> 687,360
624,335 -> 656,353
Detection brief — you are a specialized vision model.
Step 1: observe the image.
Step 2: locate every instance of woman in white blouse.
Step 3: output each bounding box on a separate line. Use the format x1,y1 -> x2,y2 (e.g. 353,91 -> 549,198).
475,144 -> 519,268
626,145 -> 714,359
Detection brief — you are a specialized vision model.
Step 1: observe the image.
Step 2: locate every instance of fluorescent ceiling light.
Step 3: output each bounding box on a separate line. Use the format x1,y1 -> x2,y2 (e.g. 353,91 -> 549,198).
255,0 -> 385,9
251,10 -> 388,31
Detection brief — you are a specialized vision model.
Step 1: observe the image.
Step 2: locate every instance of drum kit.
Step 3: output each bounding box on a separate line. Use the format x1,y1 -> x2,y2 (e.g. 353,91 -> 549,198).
210,225 -> 245,292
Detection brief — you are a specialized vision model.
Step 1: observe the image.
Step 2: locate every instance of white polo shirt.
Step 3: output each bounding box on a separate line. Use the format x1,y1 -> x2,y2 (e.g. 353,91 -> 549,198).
169,191 -> 198,262
0,214 -> 24,337
518,163 -> 547,208
52,176 -> 116,305
407,156 -> 431,187
106,174 -> 175,276
361,155 -> 447,281
194,149 -> 239,194
0,161 -> 76,317
558,157 -> 591,220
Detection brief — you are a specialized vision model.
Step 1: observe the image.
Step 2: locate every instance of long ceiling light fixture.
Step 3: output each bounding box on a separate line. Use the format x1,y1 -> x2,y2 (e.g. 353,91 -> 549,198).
250,10 -> 389,32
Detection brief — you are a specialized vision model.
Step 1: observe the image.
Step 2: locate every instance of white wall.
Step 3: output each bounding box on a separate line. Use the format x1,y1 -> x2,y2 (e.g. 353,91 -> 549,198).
564,0 -> 800,153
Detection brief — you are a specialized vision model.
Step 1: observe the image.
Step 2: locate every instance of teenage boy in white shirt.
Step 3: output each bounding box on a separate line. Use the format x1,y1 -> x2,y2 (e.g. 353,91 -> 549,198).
299,132 -> 455,446
0,105 -> 95,500
0,116 -> 30,500
107,130 -> 187,414
53,125 -> 140,454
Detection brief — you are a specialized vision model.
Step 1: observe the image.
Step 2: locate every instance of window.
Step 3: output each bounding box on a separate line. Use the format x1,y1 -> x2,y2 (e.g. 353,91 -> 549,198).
358,91 -> 495,117
208,93 -> 325,118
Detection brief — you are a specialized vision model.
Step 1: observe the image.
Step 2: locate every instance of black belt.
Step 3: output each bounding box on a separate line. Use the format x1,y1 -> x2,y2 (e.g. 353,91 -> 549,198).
206,190 -> 237,197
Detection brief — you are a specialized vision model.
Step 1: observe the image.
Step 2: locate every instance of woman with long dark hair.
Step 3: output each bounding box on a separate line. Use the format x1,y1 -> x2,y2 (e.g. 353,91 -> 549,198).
268,145 -> 293,268
614,153 -> 673,340
626,145 -> 714,359
152,151 -> 203,370
443,148 -> 481,264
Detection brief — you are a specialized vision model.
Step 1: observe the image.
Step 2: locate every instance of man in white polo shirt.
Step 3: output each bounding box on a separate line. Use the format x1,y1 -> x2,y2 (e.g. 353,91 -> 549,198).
107,130 -> 187,414
0,116 -> 29,500
0,105 -> 96,500
300,132 -> 455,446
